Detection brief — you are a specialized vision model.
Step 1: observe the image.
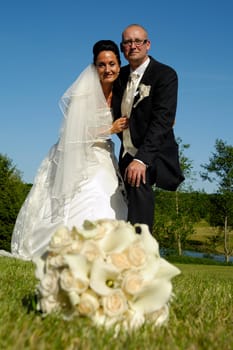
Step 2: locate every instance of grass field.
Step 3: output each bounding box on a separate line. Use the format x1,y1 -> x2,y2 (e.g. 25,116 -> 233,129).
0,257 -> 232,350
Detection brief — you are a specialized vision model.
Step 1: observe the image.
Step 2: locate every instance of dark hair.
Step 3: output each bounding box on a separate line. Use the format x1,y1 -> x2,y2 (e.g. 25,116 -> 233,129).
93,40 -> 121,65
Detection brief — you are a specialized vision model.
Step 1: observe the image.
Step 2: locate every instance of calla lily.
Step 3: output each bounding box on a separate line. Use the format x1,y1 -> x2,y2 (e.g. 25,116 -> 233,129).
63,254 -> 90,282
140,255 -> 180,282
129,279 -> 172,314
90,257 -> 119,296
138,255 -> 161,281
99,221 -> 137,253
155,258 -> 181,280
136,224 -> 160,256
77,220 -> 103,239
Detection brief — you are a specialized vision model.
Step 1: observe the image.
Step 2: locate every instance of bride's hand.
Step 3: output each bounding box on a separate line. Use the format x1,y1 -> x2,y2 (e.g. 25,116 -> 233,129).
110,117 -> 128,134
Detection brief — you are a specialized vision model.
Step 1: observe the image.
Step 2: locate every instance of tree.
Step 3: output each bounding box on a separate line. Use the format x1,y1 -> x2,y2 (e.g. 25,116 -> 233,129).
173,138 -> 195,255
0,154 -> 30,251
177,137 -> 196,192
200,139 -> 233,262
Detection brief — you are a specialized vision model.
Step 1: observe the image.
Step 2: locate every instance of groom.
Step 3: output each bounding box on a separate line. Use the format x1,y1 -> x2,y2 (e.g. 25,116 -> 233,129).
112,24 -> 184,232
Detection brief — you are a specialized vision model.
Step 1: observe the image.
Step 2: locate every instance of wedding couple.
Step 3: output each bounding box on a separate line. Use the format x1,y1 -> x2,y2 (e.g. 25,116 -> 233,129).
11,24 -> 184,260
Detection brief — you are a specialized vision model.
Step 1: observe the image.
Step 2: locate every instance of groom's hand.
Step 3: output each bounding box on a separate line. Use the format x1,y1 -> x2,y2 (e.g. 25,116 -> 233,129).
124,160 -> 146,187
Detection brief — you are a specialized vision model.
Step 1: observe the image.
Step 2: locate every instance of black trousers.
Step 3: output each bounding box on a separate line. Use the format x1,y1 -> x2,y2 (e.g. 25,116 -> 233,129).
119,153 -> 155,233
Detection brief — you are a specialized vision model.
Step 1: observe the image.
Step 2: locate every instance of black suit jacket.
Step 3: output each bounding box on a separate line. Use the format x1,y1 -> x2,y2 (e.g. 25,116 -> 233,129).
112,56 -> 184,191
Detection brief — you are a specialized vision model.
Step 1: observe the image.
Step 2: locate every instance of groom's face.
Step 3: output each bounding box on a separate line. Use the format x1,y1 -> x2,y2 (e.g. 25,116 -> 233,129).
121,25 -> 150,68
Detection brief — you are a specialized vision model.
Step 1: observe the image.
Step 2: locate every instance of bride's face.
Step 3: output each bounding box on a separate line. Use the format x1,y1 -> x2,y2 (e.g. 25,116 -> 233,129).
95,51 -> 120,85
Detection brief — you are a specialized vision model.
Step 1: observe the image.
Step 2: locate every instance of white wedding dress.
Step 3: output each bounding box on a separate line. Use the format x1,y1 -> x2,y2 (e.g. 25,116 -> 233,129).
11,139 -> 127,260
9,65 -> 128,260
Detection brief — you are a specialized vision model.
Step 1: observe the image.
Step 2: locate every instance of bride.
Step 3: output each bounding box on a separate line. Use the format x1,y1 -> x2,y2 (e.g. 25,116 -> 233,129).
10,40 -> 128,260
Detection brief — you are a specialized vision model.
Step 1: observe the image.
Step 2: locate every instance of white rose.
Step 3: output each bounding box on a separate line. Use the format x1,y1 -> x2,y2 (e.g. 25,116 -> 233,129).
60,268 -> 88,294
133,84 -> 151,108
126,242 -> 146,267
78,290 -> 100,316
49,226 -> 72,253
40,294 -> 59,314
122,271 -> 144,295
39,270 -> 59,297
81,240 -> 103,262
47,254 -> 65,268
109,252 -> 131,271
102,290 -> 127,317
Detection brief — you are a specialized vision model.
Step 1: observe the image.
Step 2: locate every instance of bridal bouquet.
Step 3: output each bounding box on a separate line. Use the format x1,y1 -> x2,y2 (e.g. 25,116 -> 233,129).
34,219 -> 180,333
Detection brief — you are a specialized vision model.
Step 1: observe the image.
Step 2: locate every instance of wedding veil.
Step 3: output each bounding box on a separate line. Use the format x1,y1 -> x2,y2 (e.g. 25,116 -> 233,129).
49,64 -> 113,219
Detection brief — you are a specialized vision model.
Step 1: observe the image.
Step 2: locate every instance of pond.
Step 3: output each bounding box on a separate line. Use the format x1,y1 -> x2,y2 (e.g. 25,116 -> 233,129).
183,250 -> 233,263
160,248 -> 233,263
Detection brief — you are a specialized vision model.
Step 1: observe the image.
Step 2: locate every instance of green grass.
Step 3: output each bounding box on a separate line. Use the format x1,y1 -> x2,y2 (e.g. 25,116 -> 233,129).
0,257 -> 233,350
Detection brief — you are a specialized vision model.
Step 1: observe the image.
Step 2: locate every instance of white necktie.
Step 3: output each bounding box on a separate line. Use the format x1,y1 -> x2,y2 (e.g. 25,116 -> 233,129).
121,72 -> 140,157
121,72 -> 139,117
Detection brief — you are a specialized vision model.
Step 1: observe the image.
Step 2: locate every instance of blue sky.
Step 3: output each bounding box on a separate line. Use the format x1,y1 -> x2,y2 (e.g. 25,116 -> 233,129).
1,0 -> 232,193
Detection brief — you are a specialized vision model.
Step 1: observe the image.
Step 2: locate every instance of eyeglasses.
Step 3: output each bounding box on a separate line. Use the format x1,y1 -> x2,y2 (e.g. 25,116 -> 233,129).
121,39 -> 148,47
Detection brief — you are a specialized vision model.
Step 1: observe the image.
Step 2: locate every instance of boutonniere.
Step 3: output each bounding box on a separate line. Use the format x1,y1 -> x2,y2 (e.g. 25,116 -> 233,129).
133,83 -> 151,108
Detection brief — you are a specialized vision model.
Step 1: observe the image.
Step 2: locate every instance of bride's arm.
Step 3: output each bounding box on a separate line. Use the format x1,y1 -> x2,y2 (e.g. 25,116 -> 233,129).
110,117 -> 128,134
